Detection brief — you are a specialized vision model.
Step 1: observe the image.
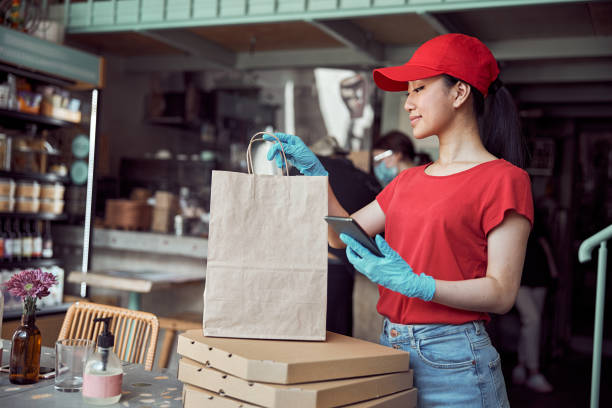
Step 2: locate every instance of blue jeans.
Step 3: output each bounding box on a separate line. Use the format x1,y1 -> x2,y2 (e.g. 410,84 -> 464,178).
380,318 -> 510,408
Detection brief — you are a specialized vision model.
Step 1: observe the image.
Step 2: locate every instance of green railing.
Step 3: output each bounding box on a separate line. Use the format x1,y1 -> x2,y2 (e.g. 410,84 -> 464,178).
578,224 -> 612,408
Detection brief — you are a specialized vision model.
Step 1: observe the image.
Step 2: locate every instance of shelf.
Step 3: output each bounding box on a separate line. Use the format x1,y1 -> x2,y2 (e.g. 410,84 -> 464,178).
0,212 -> 67,221
1,257 -> 61,269
146,117 -> 203,130
3,302 -> 72,320
0,108 -> 75,128
0,170 -> 70,184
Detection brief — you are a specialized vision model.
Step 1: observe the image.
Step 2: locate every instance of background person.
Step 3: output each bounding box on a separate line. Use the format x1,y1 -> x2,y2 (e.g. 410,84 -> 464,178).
297,136 -> 381,336
512,205 -> 557,393
372,130 -> 416,187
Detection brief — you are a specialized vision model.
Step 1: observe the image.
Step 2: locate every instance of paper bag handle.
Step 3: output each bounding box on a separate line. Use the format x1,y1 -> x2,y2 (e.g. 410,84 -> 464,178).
246,132 -> 290,177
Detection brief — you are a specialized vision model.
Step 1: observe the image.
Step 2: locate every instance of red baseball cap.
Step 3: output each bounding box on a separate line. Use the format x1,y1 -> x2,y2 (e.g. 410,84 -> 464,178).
373,33 -> 499,97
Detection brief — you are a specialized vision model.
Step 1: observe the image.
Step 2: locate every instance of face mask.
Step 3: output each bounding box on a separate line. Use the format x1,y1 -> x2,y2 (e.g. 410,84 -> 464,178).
374,162 -> 398,186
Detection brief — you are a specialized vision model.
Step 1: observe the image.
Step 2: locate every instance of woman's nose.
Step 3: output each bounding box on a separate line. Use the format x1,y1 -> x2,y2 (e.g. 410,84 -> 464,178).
404,96 -> 414,112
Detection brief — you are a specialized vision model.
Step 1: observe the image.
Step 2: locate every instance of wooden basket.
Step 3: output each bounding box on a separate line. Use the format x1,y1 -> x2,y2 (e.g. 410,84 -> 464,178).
104,199 -> 152,230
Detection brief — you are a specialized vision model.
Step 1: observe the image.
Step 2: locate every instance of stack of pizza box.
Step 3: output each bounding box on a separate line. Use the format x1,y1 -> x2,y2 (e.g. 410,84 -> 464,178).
177,330 -> 417,407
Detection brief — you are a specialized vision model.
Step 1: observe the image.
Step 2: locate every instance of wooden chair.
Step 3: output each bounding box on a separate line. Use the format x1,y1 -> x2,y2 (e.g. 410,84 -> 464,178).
157,313 -> 202,370
58,302 -> 160,371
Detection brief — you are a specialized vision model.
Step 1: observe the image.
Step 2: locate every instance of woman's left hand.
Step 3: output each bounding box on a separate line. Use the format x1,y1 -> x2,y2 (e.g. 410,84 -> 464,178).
340,233 -> 436,301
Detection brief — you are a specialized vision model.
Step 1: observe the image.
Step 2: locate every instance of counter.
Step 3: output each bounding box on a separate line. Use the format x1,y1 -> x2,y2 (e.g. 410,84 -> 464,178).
53,225 -> 206,317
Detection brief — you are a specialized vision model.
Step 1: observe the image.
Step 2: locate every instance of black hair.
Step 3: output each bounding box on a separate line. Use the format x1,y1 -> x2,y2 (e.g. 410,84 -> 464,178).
373,130 -> 416,161
442,75 -> 528,168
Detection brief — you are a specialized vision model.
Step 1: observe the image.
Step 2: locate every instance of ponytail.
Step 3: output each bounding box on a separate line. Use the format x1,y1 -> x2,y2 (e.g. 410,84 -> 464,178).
443,75 -> 528,168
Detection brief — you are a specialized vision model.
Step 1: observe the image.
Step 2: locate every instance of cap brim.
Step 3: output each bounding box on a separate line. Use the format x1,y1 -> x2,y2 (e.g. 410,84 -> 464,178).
373,65 -> 444,91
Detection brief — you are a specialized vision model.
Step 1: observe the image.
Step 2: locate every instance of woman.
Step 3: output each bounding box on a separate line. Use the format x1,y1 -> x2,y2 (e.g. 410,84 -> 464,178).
266,33 -> 532,407
372,130 -> 416,187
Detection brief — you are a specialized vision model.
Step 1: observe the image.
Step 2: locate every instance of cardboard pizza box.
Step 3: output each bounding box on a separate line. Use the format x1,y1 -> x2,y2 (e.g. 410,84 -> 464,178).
177,330 -> 410,384
183,384 -> 417,408
179,357 -> 413,407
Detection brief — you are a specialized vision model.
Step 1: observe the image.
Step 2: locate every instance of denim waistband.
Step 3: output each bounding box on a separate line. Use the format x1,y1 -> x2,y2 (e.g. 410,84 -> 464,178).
382,318 -> 485,341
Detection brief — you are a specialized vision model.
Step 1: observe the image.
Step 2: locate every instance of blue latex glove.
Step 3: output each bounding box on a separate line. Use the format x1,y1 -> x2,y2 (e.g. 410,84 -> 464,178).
340,233 -> 436,301
264,132 -> 328,176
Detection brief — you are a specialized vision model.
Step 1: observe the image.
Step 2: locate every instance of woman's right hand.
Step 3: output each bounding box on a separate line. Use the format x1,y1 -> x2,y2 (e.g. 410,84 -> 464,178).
264,132 -> 328,176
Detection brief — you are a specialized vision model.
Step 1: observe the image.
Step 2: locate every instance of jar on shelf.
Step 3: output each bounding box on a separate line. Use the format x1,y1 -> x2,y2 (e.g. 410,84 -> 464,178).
0,196 -> 15,212
39,198 -> 64,214
0,178 -> 15,197
16,181 -> 40,199
40,182 -> 65,200
16,197 -> 40,213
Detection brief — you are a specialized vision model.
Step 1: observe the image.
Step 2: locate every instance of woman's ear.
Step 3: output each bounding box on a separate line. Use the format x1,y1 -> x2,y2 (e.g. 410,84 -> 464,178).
452,81 -> 471,109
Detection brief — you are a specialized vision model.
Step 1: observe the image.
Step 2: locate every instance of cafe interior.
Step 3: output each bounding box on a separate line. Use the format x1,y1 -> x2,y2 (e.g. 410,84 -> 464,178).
0,1 -> 611,407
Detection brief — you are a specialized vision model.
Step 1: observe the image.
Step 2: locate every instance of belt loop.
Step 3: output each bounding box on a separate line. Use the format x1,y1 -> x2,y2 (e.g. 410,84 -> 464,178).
473,321 -> 481,335
407,326 -> 416,347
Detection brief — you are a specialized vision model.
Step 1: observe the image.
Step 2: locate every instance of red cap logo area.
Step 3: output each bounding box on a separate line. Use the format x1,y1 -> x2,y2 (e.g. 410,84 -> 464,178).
373,33 -> 500,97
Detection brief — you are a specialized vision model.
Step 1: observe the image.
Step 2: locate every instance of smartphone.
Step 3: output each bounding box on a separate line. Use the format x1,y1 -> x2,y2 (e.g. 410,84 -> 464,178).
39,366 -> 56,379
0,365 -> 56,379
324,216 -> 383,257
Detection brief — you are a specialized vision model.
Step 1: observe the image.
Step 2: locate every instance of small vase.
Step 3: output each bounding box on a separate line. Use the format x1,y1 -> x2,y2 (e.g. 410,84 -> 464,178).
9,311 -> 42,385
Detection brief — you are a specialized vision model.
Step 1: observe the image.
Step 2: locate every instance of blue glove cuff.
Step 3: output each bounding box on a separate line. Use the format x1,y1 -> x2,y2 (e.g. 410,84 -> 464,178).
416,273 -> 436,301
306,166 -> 328,177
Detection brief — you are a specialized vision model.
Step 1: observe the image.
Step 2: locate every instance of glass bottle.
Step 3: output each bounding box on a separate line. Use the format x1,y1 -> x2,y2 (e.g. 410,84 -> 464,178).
0,290 -> 4,359
32,220 -> 42,258
9,310 -> 42,384
4,218 -> 13,262
12,218 -> 21,261
42,220 -> 53,259
0,218 -> 5,260
22,220 -> 32,259
83,317 -> 123,405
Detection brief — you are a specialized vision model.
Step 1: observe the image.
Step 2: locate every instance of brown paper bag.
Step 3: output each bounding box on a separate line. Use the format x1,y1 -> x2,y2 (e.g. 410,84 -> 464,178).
203,133 -> 328,340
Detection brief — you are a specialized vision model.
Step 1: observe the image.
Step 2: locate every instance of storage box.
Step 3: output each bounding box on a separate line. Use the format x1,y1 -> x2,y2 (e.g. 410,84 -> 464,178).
16,180 -> 40,198
104,199 -> 152,230
151,206 -> 176,233
154,190 -> 178,209
40,182 -> 65,200
0,178 -> 15,196
182,384 -> 417,408
41,102 -> 81,123
179,357 -> 413,407
177,330 -> 410,384
0,195 -> 14,212
39,198 -> 64,214
16,197 -> 39,212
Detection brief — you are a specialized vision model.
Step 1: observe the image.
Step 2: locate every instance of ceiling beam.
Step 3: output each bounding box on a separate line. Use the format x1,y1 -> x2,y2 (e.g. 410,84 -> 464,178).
124,54 -> 233,73
521,103 -> 612,118
489,36 -> 612,61
386,36 -> 612,63
123,40 -> 612,83
502,59 -> 612,84
138,29 -> 236,67
514,83 -> 612,103
305,19 -> 384,62
236,47 -> 376,70
123,47 -> 374,72
417,12 -> 451,35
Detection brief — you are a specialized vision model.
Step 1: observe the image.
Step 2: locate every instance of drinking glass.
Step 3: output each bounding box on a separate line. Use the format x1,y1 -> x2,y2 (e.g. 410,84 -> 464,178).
55,339 -> 94,392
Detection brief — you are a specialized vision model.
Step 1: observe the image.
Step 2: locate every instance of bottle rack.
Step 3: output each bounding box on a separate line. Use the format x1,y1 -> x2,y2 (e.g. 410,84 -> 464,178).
1,257 -> 60,269
0,107 -> 74,129
0,169 -> 70,184
1,26 -> 102,304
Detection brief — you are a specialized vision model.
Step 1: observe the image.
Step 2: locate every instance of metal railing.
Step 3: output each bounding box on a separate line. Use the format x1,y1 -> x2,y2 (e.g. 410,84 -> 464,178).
578,224 -> 612,408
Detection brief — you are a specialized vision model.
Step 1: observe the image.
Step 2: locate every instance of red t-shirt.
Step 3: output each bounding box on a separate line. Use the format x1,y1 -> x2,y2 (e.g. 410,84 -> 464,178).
375,159 -> 534,324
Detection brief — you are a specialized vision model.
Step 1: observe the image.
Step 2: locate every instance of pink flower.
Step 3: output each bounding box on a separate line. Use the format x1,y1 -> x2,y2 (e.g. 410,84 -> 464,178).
4,269 -> 57,300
